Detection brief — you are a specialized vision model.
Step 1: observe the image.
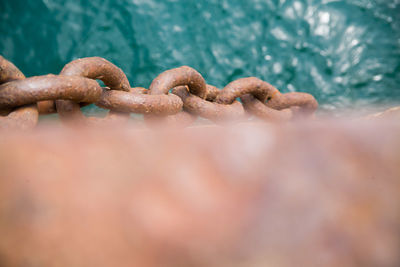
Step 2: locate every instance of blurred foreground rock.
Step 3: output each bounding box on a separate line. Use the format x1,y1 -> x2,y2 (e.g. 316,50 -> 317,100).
366,106 -> 400,120
0,120 -> 399,267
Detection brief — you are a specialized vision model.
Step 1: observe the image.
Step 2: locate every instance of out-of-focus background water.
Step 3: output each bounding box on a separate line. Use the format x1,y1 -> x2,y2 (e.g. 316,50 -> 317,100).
0,0 -> 399,112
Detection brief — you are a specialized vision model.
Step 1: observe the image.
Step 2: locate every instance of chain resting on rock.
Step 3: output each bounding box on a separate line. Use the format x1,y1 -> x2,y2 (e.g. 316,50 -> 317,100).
0,55 -> 320,129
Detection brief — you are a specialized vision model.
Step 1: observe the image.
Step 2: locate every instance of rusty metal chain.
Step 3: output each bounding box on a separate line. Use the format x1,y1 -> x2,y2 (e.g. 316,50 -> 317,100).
0,55 -> 318,129
172,85 -> 245,122
55,57 -> 132,125
0,56 -> 39,130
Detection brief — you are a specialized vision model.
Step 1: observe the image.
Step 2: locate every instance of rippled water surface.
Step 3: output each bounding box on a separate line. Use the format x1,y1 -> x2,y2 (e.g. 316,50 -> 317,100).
1,0 -> 399,111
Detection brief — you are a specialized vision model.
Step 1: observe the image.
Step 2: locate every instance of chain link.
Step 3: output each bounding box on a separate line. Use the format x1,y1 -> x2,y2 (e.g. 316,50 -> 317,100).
0,55 -> 318,129
0,56 -> 39,129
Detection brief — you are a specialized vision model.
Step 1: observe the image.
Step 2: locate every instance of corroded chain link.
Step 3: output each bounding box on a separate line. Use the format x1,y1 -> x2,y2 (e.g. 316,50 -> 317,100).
0,55 -> 318,129
55,57 -> 131,124
0,56 -> 39,130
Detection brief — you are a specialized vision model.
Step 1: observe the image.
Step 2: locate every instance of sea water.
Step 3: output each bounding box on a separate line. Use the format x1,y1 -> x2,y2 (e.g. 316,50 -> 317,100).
1,0 -> 399,113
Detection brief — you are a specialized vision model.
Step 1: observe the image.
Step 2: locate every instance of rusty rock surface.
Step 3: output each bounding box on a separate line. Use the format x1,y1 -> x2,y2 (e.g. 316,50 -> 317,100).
37,100 -> 57,114
365,106 -> 400,120
0,120 -> 399,266
0,104 -> 38,130
144,110 -> 197,128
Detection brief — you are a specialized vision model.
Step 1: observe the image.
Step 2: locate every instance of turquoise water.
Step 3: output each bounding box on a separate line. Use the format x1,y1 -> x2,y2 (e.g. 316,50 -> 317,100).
1,0 -> 399,111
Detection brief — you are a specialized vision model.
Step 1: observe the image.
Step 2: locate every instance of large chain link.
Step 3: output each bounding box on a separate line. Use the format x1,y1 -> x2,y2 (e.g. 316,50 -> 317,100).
0,56 -> 39,130
0,55 -> 318,129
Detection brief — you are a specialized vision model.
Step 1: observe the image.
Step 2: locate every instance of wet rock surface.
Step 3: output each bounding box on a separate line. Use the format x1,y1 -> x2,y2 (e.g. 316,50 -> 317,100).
0,120 -> 399,266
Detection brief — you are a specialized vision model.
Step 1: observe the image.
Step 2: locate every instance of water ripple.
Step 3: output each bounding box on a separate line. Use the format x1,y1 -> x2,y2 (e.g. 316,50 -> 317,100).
0,0 -> 399,111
